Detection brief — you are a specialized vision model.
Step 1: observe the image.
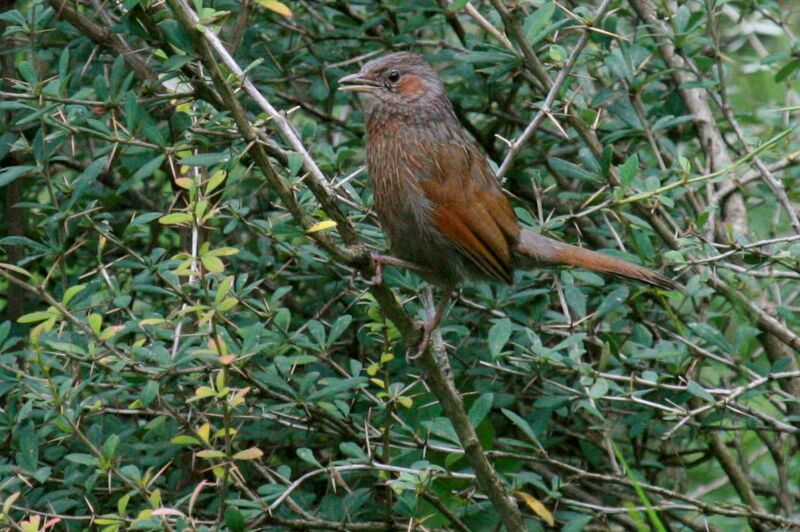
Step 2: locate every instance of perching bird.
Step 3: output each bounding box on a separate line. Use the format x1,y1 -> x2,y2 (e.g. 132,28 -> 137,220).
338,52 -> 674,346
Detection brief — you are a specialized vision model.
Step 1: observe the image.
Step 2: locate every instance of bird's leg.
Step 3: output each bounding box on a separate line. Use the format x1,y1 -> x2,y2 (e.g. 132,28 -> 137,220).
408,285 -> 454,361
369,253 -> 431,285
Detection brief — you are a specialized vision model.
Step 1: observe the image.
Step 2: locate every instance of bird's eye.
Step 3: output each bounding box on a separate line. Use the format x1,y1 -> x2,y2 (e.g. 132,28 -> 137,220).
387,70 -> 401,83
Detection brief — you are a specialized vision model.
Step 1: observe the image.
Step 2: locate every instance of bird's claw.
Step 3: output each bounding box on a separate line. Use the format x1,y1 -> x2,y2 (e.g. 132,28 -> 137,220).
367,263 -> 384,286
406,320 -> 433,361
365,253 -> 386,286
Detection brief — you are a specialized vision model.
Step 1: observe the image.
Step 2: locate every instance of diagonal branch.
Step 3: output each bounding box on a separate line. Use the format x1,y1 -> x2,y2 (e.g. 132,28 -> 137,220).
162,0 -> 527,529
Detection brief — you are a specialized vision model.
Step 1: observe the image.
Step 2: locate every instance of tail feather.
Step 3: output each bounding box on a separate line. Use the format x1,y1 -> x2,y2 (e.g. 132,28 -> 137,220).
513,229 -> 677,290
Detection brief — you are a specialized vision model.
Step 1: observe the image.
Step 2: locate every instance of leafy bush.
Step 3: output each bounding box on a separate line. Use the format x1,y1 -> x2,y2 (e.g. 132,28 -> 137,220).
1,0 -> 799,530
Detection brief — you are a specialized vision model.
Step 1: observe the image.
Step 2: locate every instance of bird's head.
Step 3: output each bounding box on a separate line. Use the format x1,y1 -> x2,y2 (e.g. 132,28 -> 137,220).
337,52 -> 449,120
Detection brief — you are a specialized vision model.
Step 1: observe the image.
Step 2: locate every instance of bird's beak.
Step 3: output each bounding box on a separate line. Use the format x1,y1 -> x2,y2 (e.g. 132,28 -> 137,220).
337,72 -> 379,93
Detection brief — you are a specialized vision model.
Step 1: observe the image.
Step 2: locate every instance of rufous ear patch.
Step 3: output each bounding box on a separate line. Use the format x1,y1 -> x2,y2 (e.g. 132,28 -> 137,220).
396,74 -> 424,98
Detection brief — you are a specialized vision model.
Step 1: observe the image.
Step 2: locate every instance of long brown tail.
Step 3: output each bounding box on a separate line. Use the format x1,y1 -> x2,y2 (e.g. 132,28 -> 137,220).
514,229 -> 677,289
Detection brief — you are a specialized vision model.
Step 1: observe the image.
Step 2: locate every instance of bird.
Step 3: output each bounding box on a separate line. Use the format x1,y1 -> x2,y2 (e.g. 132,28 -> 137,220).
338,52 -> 675,350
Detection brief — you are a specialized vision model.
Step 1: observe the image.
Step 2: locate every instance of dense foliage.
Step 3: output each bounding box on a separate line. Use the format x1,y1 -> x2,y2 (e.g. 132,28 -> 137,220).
1,0 -> 799,530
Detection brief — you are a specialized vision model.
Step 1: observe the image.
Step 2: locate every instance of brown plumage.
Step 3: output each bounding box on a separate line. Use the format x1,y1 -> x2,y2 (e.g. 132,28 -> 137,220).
339,52 -> 675,292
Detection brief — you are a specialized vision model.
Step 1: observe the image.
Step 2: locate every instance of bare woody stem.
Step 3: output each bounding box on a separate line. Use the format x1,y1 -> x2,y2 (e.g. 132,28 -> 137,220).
163,0 -> 527,528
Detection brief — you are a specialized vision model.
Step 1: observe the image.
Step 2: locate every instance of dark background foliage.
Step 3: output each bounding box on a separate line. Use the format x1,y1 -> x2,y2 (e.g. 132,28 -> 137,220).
1,0 -> 799,530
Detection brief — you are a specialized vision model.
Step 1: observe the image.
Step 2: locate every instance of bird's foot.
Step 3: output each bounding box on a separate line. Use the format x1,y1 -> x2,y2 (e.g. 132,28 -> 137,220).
368,258 -> 384,286
368,254 -> 431,286
406,319 -> 435,361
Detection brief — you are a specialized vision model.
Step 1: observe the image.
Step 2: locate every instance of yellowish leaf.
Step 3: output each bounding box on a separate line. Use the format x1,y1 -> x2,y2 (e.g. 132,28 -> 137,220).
397,396 -> 413,408
20,515 -> 41,532
228,387 -> 250,407
87,313 -> 102,335
255,0 -> 292,17
515,491 -> 554,526
213,427 -> 238,438
306,220 -> 337,233
159,212 -> 193,226
139,318 -> 168,326
197,449 -> 226,459
175,177 -> 194,190
170,435 -> 199,445
233,447 -> 264,460
0,262 -> 31,277
99,326 -> 123,342
93,518 -> 125,525
209,336 -> 228,356
197,422 -> 211,443
193,386 -> 216,400
2,491 -> 20,515
201,255 -> 224,273
206,170 -> 227,194
206,246 -> 239,257
217,297 -> 237,312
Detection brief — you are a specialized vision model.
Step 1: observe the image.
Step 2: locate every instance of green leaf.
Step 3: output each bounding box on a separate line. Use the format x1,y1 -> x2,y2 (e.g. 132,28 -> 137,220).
0,321 -> 10,347
224,506 -> 246,532
328,315 -> 352,346
159,212 -> 193,226
428,417 -> 460,445
686,381 -> 714,402
0,165 -> 36,188
339,441 -> 366,459
72,157 -> 107,190
18,60 -> 36,84
129,154 -> 165,184
619,154 -> 639,188
488,318 -> 512,358
501,409 -> 540,446
65,453 -> 100,466
16,422 -> 38,472
562,281 -> 587,319
103,434 -> 120,458
180,151 -> 230,167
139,380 -> 159,406
296,447 -> 322,468
524,2 -> 556,45
62,284 -> 86,307
548,158 -> 600,181
775,59 -> 800,82
468,393 -> 493,428
18,310 -> 58,324
549,44 -> 567,62
588,378 -> 609,399
308,377 -> 367,401
595,287 -> 628,319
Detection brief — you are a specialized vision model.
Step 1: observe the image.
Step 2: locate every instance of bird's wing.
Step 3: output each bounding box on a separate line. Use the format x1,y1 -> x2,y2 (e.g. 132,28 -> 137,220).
419,141 -> 519,283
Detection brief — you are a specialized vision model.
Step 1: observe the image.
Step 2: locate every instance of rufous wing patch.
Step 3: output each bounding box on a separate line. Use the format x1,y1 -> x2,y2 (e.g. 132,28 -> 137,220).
431,205 -> 513,283
414,139 -> 521,283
